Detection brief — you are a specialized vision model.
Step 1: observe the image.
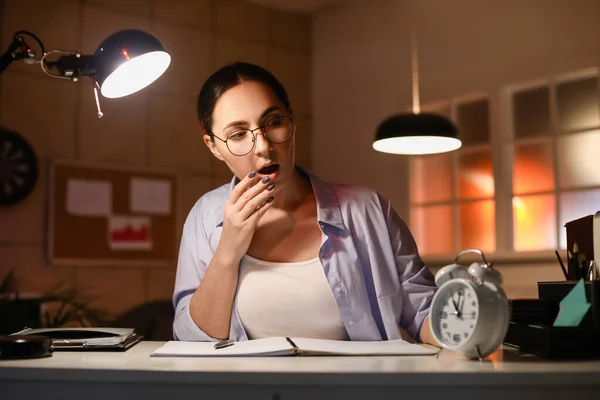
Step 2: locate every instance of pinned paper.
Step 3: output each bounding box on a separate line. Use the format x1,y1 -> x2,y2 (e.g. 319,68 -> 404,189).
108,216 -> 152,251
553,279 -> 591,327
130,177 -> 171,215
66,179 -> 112,217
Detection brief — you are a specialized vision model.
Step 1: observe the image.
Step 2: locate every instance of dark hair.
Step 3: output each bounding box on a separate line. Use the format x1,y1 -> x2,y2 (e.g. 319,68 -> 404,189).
197,62 -> 291,139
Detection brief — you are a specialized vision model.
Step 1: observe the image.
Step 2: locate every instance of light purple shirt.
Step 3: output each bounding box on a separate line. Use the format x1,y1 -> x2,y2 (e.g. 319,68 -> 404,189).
173,166 -> 436,342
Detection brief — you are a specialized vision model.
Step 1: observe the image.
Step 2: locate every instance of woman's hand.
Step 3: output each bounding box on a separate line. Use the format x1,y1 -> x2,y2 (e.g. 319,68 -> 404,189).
418,315 -> 440,347
215,171 -> 275,264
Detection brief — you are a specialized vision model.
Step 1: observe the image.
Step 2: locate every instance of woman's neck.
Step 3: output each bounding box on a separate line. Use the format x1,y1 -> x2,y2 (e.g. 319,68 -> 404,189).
272,168 -> 313,213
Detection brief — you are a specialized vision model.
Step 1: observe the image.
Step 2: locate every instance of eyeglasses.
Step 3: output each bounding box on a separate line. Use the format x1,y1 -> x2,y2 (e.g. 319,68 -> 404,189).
211,116 -> 293,156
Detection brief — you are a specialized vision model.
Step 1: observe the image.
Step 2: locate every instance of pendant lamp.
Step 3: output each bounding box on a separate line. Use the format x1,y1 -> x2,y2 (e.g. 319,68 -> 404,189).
373,10 -> 461,155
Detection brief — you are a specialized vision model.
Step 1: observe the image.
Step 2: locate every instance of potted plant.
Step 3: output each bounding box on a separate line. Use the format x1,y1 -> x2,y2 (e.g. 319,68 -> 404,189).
0,270 -> 112,334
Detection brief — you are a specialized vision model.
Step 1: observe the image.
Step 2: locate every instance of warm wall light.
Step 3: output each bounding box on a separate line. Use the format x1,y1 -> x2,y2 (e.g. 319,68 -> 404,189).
373,4 -> 461,155
0,29 -> 171,117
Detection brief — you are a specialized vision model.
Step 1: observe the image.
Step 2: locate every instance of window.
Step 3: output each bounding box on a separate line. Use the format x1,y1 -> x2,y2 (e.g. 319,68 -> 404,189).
410,96 -> 495,255
410,68 -> 600,257
508,69 -> 600,251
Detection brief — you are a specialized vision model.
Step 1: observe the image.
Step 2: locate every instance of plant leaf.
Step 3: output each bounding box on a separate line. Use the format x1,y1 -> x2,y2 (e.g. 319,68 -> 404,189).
0,270 -> 17,294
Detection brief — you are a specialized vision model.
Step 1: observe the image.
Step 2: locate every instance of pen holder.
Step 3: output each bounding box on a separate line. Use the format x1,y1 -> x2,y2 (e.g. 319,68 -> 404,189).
537,280 -> 600,328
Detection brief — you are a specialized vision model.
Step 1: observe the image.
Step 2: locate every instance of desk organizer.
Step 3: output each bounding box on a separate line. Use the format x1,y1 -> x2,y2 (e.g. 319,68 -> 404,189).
538,280 -> 600,328
503,281 -> 600,359
504,322 -> 600,359
508,298 -> 558,324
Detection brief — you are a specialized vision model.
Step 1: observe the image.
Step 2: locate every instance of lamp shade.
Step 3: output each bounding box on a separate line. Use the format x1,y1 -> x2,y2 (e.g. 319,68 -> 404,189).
373,113 -> 461,155
93,29 -> 171,98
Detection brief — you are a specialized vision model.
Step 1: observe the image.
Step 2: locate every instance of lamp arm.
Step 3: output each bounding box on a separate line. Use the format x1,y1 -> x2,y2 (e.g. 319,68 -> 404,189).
0,31 -> 96,81
0,31 -> 48,76
0,35 -> 32,75
0,46 -> 16,76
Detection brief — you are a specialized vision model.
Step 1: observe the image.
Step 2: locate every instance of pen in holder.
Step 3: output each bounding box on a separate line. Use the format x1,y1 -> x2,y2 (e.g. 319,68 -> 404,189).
588,261 -> 599,281
566,244 -> 594,280
555,250 -> 568,280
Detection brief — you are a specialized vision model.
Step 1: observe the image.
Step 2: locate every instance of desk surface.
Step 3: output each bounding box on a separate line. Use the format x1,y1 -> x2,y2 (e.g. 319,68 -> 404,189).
1,341 -> 600,385
2,341 -> 600,400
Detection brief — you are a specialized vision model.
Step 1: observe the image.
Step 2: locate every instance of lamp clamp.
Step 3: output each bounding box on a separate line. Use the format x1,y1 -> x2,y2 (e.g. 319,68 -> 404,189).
45,51 -> 96,81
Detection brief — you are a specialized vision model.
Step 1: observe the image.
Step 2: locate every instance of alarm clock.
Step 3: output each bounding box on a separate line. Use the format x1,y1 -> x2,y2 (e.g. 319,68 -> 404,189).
429,249 -> 509,359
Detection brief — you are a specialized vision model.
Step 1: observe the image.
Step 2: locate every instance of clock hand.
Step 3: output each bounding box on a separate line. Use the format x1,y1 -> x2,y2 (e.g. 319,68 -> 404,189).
450,295 -> 463,318
451,296 -> 459,314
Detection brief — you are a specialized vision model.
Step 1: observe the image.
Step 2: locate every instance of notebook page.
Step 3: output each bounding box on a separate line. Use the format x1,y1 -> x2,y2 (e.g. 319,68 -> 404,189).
290,338 -> 438,356
151,337 -> 294,357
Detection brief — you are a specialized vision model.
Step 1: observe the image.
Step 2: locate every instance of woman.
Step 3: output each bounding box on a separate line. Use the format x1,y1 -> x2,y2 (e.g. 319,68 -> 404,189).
173,62 -> 437,345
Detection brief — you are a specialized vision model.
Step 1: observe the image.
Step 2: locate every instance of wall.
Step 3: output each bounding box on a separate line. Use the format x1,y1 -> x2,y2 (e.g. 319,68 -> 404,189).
312,0 -> 600,298
0,0 -> 311,319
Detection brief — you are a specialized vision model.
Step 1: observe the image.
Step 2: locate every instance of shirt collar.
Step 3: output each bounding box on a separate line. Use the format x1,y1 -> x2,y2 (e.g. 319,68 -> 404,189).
214,165 -> 345,232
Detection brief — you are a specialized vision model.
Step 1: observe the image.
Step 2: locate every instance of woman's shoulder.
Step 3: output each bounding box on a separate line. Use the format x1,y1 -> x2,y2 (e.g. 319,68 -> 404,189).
319,179 -> 387,210
185,182 -> 231,226
197,182 -> 231,206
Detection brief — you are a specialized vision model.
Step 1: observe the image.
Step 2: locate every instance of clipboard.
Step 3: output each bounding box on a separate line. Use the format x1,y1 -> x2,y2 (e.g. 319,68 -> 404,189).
54,333 -> 144,352
11,327 -> 143,351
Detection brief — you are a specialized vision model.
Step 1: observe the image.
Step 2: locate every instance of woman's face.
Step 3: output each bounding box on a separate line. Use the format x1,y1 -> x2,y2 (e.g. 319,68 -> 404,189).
204,81 -> 295,191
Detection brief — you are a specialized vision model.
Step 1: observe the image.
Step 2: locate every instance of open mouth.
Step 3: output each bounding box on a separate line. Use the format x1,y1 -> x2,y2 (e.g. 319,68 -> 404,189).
258,164 -> 279,175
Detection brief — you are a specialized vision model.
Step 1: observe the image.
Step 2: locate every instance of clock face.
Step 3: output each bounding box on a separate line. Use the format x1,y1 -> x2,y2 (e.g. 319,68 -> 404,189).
431,281 -> 479,348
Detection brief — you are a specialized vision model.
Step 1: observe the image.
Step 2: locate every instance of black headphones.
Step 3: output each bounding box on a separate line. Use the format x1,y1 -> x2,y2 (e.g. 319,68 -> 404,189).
0,335 -> 53,360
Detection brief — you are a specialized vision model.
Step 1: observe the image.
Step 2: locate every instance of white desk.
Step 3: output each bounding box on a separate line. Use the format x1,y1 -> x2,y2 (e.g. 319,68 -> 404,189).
1,341 -> 600,400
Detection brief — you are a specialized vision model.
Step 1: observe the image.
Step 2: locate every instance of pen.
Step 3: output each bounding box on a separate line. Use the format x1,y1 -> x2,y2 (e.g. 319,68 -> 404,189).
581,257 -> 588,280
568,250 -> 576,279
571,243 -> 580,279
573,243 -> 579,275
588,260 -> 599,280
555,250 -> 568,280
214,339 -> 234,350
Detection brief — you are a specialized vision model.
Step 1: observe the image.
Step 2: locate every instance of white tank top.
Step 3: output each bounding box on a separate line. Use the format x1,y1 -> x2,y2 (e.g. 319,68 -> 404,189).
237,254 -> 348,340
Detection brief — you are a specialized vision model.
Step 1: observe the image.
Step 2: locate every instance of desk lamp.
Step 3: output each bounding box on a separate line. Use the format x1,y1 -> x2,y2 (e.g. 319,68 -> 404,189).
0,29 -> 170,209
0,29 -> 171,117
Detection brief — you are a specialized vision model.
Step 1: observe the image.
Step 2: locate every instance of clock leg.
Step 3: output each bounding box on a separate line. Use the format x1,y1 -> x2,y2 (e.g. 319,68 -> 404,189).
476,345 -> 483,361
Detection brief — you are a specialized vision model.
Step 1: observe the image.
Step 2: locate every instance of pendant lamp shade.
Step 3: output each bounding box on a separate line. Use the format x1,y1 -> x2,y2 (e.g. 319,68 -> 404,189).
93,29 -> 171,98
373,4 -> 461,156
373,113 -> 461,155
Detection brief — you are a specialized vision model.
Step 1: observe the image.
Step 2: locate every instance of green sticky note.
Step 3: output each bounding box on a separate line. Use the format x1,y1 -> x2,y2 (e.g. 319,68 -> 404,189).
553,279 -> 591,327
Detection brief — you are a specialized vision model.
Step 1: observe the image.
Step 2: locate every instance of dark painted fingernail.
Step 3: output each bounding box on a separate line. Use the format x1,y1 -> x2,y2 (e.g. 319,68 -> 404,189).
267,196 -> 274,203
248,171 -> 256,178
267,184 -> 275,191
262,176 -> 270,184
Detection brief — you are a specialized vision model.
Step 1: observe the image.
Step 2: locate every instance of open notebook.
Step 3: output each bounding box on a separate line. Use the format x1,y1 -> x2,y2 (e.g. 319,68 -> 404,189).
151,337 -> 438,357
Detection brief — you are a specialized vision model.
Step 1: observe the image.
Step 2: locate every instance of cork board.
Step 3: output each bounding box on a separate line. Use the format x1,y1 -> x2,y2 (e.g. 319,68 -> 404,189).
48,160 -> 179,266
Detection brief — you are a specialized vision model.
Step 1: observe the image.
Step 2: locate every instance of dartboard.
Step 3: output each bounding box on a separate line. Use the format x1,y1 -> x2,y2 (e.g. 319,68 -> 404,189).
0,129 -> 39,207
